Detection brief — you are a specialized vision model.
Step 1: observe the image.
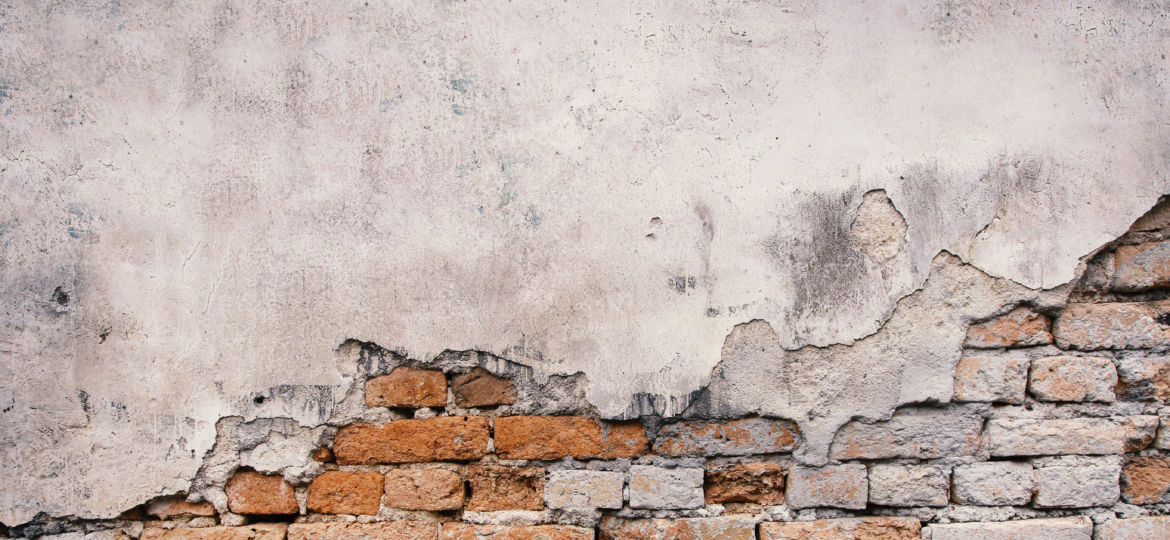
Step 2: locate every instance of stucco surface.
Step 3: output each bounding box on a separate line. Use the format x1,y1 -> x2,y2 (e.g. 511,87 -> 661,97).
1,0 -> 1168,524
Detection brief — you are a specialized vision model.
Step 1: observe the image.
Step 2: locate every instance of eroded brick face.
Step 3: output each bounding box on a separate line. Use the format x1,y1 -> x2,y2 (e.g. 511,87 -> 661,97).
1113,240 -> 1170,292
704,463 -> 785,505
653,417 -> 798,456
141,525 -> 288,540
288,522 -> 439,540
365,367 -> 448,408
224,471 -> 298,515
306,471 -> 385,515
494,416 -> 647,459
1027,355 -> 1117,402
442,524 -> 594,540
964,306 -> 1053,348
759,518 -> 921,540
599,517 -> 756,540
1122,456 -> 1170,504
383,468 -> 465,510
467,465 -> 544,511
333,416 -> 490,464
450,367 -> 517,407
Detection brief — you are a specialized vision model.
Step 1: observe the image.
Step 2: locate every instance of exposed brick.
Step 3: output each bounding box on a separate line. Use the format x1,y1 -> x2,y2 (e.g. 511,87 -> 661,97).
1116,356 -> 1170,401
1053,301 -> 1170,350
599,516 -> 755,540
1122,456 -> 1170,504
1033,456 -> 1120,508
987,417 -> 1156,456
652,418 -> 798,457
224,471 -> 298,515
306,471 -> 384,515
383,468 -> 464,511
867,463 -> 949,507
925,517 -> 1091,540
705,463 -> 785,505
829,411 -> 982,459
1113,240 -> 1170,292
145,497 -> 216,518
760,517 -> 920,540
333,416 -> 489,464
953,356 -> 1028,404
964,306 -> 1052,348
951,461 -> 1033,506
786,464 -> 867,510
365,367 -> 447,408
311,446 -> 333,463
628,465 -> 704,510
467,465 -> 544,511
545,470 -> 624,510
1027,355 -> 1116,402
494,416 -> 647,460
451,368 -> 516,407
140,525 -> 287,540
1096,516 -> 1170,540
288,522 -> 439,540
442,524 -> 593,540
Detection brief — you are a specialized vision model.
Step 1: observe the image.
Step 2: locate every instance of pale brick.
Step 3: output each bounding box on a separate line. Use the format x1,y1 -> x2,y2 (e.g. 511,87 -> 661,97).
224,471 -> 298,515
964,306 -> 1053,348
1157,412 -> 1170,449
467,465 -> 544,511
599,516 -> 755,540
1028,356 -> 1116,402
925,516 -> 1091,540
442,524 -> 593,540
1116,356 -> 1170,401
987,417 -> 1156,456
1096,516 -> 1170,540
953,356 -> 1028,404
652,417 -> 798,456
140,525 -> 287,540
786,464 -> 867,510
306,470 -> 384,515
383,468 -> 464,511
494,416 -> 647,460
365,367 -> 447,408
760,517 -> 920,540
333,416 -> 489,464
830,411 -> 982,459
288,522 -> 439,540
628,465 -> 703,510
1053,301 -> 1170,350
867,463 -> 949,507
1033,456 -> 1121,508
951,461 -> 1033,506
705,463 -> 785,505
1121,456 -> 1170,504
545,470 -> 624,510
1113,240 -> 1170,292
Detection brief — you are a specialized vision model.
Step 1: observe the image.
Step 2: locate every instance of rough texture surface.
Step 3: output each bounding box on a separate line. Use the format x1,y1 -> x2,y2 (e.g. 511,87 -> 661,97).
1095,516 -> 1170,540
333,417 -> 490,464
545,470 -> 624,510
383,468 -> 465,511
442,524 -> 593,540
288,522 -> 439,540
988,418 -> 1132,456
964,307 -> 1053,348
1116,357 -> 1170,401
140,525 -> 287,540
224,472 -> 298,515
599,517 -> 755,540
951,461 -> 1034,506
786,464 -> 867,510
1054,302 -> 1170,350
704,463 -> 786,505
305,471 -> 385,515
451,368 -> 517,408
4,0 -> 1170,523
759,518 -> 920,540
953,356 -> 1029,404
1033,456 -> 1121,508
1027,356 -> 1117,402
925,517 -> 1092,540
1121,456 -> 1170,504
365,367 -> 448,408
830,411 -> 982,460
494,417 -> 647,460
653,418 -> 798,456
467,466 -> 545,512
1113,241 -> 1170,292
628,466 -> 704,510
867,463 -> 949,507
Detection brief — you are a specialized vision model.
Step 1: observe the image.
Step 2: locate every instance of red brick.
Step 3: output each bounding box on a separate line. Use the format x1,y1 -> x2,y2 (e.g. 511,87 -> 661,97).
1053,301 -> 1170,350
964,306 -> 1052,348
494,416 -> 647,460
653,418 -> 798,456
333,416 -> 489,464
442,523 -> 593,540
451,368 -> 517,407
306,470 -> 384,515
383,468 -> 464,510
760,518 -> 921,540
146,496 -> 216,518
705,463 -> 785,505
141,525 -> 287,540
224,471 -> 298,515
1114,241 -> 1170,292
311,446 -> 333,462
365,367 -> 447,408
467,465 -> 544,511
599,517 -> 755,540
288,522 -> 439,540
1122,456 -> 1170,504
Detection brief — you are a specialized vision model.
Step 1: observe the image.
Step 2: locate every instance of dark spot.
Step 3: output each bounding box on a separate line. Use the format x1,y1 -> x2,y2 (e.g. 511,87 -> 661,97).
1156,313 -> 1170,326
78,390 -> 90,413
52,286 -> 69,305
253,395 -> 265,404
705,307 -> 720,317
98,326 -> 111,343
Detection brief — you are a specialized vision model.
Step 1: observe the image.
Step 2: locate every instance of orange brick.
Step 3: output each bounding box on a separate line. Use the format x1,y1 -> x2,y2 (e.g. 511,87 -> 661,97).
964,306 -> 1052,348
365,367 -> 447,408
467,465 -> 544,511
384,468 -> 464,510
225,471 -> 298,515
442,524 -> 593,540
705,463 -> 785,504
288,522 -> 439,540
1114,241 -> 1170,292
1122,456 -> 1170,504
306,471 -> 384,515
451,368 -> 517,407
141,524 -> 287,540
494,416 -> 647,459
333,416 -> 489,464
146,496 -> 216,518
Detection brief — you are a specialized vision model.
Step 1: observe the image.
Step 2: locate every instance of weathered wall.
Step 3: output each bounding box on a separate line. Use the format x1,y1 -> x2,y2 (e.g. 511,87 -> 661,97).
1,0 -> 1169,529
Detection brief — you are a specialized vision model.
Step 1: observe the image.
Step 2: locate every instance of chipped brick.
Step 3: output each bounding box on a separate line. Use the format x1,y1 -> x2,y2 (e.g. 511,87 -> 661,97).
1053,301 -> 1170,350
365,367 -> 447,408
224,471 -> 298,515
599,516 -> 755,540
306,471 -> 384,515
333,416 -> 489,464
494,416 -> 647,460
442,524 -> 593,540
829,411 -> 982,459
652,417 -> 798,456
141,525 -> 287,540
760,517 -> 920,540
786,464 -> 867,510
451,368 -> 516,407
704,463 -> 785,505
1028,355 -> 1116,402
1113,241 -> 1170,292
964,306 -> 1052,348
288,522 -> 439,540
467,465 -> 544,511
384,468 -> 464,511
1122,456 -> 1170,504
953,355 -> 1028,404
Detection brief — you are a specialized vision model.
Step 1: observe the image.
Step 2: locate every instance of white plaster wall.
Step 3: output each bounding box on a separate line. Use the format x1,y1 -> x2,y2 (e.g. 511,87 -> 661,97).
0,0 -> 1167,524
